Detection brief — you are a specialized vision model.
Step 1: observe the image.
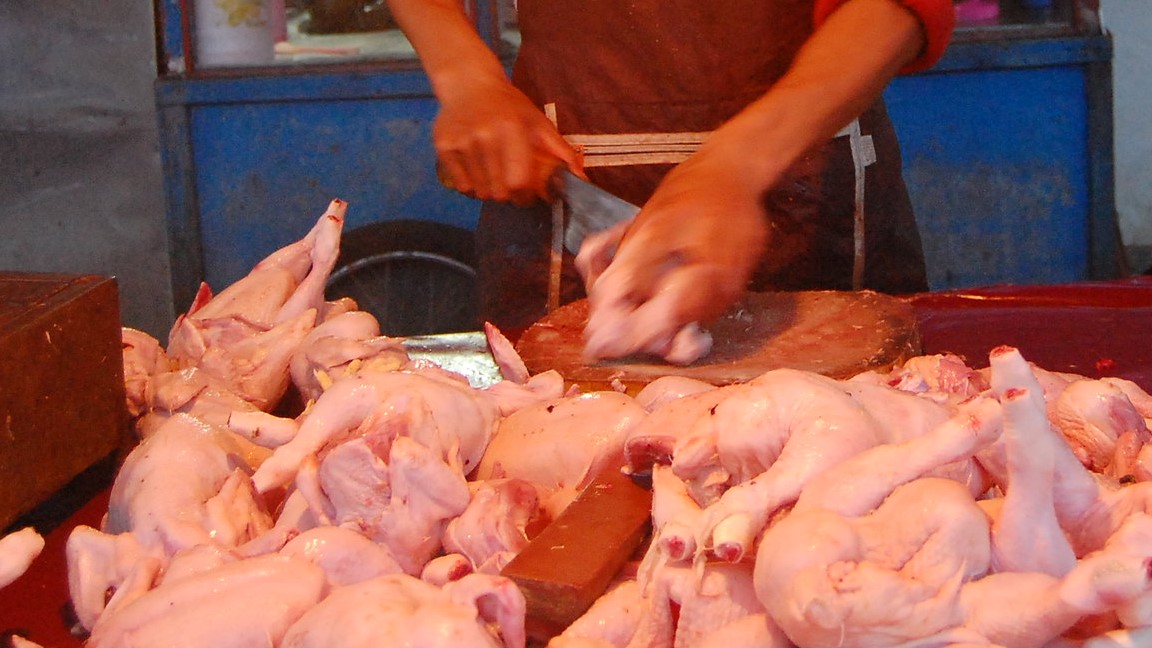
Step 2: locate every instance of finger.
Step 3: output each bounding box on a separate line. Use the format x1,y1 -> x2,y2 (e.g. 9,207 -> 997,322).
500,129 -> 541,205
585,263 -> 730,361
583,264 -> 674,361
575,219 -> 632,289
582,297 -> 635,362
605,276 -> 695,359
610,218 -> 697,297
538,129 -> 583,175
468,132 -> 506,202
437,150 -> 476,197
647,263 -> 745,325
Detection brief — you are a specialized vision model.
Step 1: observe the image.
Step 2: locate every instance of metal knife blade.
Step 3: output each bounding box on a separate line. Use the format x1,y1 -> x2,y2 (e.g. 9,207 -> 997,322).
555,169 -> 640,254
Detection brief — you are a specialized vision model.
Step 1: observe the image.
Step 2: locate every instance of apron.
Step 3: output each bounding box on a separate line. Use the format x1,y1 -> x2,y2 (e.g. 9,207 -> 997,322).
477,0 -> 928,334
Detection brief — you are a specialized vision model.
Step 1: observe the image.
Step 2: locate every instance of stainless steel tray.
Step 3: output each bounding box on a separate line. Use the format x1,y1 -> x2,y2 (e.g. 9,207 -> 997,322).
401,331 -> 503,389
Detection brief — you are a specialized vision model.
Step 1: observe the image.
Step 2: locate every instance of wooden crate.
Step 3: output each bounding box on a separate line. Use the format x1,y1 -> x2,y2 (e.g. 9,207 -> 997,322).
0,273 -> 129,530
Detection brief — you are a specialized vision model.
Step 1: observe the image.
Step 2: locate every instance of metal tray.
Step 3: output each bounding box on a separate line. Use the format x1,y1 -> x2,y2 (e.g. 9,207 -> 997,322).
401,330 -> 503,389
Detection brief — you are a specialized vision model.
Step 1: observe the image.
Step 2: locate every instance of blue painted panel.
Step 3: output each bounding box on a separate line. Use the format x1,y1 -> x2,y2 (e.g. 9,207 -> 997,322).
189,97 -> 480,290
156,0 -> 185,72
885,65 -> 1090,289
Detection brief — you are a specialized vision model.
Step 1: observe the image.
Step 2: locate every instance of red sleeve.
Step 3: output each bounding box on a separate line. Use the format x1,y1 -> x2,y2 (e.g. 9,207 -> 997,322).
812,0 -> 956,74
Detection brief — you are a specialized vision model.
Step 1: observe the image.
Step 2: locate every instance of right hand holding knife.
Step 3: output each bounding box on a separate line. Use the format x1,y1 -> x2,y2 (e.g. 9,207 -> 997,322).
432,77 -> 582,206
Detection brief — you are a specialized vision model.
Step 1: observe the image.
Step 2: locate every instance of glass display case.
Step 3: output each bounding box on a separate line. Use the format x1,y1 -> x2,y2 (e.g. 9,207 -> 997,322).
162,0 -> 1099,74
162,0 -> 519,73
882,0 -> 1115,288
154,0 -> 1116,333
952,0 -> 1099,36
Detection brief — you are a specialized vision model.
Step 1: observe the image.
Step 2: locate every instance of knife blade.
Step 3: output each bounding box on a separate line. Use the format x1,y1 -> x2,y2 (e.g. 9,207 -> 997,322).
554,169 -> 640,254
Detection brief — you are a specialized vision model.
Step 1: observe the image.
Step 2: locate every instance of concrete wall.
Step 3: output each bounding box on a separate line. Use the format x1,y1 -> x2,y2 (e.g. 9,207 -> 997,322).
0,3 -> 173,339
1101,0 -> 1152,271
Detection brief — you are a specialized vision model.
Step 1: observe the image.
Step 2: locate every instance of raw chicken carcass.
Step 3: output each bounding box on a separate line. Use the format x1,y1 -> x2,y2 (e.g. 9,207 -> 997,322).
952,516 -> 1152,648
289,308 -> 409,404
103,413 -> 272,555
121,327 -> 170,418
548,580 -> 647,648
750,390 -> 1003,647
1051,378 -> 1150,474
177,200 -> 345,328
280,572 -> 526,648
752,348 -> 1152,648
87,554 -> 327,648
279,525 -> 404,586
475,390 -> 647,518
299,434 -> 471,575
442,478 -> 541,573
68,414 -> 274,630
251,366 -> 500,493
0,527 -> 44,589
66,526 -> 159,631
623,385 -> 729,480
167,306 -> 317,412
685,369 -> 895,563
165,200 -> 347,410
755,450 -> 999,646
872,352 -> 988,403
554,562 -> 785,648
632,375 -> 717,412
576,217 -> 714,366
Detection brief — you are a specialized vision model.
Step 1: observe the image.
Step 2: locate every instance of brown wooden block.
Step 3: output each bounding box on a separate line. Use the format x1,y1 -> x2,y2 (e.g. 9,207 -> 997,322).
0,273 -> 130,530
501,467 -> 652,642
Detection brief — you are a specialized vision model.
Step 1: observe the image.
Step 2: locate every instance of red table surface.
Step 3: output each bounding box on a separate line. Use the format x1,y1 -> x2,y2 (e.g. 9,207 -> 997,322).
2,278 -> 1150,646
910,277 -> 1152,391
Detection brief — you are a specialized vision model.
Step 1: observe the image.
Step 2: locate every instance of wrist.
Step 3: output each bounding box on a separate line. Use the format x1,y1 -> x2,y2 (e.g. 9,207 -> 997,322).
427,53 -> 509,103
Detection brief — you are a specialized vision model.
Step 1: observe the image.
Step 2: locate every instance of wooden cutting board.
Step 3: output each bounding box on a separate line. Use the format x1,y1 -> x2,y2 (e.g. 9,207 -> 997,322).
516,290 -> 921,393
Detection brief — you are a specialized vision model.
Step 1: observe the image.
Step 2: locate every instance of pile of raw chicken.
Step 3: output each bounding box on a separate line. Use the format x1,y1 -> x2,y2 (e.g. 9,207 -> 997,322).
5,200 -> 1152,648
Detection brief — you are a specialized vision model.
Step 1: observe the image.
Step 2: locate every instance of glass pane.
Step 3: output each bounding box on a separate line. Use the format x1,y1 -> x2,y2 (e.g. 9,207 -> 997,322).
954,0 -> 1093,35
190,0 -> 426,70
276,0 -> 419,65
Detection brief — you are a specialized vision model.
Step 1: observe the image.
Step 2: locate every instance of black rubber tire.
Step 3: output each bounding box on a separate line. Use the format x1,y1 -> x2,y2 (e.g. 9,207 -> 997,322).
325,219 -> 480,336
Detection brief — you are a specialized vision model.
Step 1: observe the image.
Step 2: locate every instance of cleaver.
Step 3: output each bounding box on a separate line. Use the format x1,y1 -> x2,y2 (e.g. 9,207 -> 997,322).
435,160 -> 638,254
554,169 -> 640,254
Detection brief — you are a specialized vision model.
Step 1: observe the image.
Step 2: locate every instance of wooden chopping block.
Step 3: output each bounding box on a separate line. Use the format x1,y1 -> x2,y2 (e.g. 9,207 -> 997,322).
516,289 -> 921,393
501,466 -> 652,643
0,273 -> 130,530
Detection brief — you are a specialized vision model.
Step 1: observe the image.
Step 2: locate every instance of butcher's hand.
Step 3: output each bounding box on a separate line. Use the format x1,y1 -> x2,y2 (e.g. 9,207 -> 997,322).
434,76 -> 581,206
576,151 -> 769,362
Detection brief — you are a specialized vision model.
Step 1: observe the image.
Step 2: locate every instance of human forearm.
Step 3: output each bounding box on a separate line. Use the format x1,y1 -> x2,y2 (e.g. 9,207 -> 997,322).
385,0 -> 579,202
384,0 -> 508,100
703,0 -> 927,194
